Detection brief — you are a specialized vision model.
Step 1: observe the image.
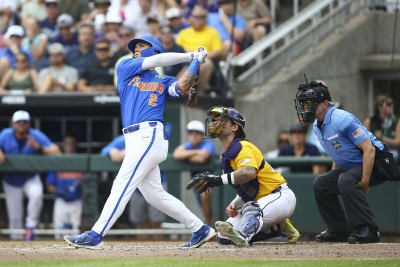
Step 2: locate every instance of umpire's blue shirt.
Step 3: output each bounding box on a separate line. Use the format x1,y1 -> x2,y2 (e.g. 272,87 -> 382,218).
0,127 -> 53,186
313,107 -> 384,171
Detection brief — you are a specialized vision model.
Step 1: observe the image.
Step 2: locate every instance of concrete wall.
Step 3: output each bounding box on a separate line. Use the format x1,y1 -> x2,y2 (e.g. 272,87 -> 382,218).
236,12 -> 400,153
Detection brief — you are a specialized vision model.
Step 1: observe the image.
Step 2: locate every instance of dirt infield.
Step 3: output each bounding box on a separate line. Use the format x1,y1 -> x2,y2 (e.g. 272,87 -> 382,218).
0,240 -> 399,262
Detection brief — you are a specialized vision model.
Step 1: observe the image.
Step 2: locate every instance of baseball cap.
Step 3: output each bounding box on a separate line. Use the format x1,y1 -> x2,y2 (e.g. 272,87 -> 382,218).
289,123 -> 307,134
5,25 -> 25,39
48,43 -> 66,55
309,81 -> 331,102
218,0 -> 235,4
166,8 -> 182,19
187,120 -> 205,134
12,110 -> 30,122
95,0 -> 111,5
45,0 -> 57,4
57,13 -> 74,28
105,11 -> 122,24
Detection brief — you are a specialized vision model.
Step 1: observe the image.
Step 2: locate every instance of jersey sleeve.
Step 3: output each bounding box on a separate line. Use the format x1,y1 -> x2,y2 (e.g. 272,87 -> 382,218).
234,145 -> 259,170
200,140 -> 216,155
32,130 -> 53,147
116,58 -> 145,82
101,135 -> 125,156
46,172 -> 57,186
341,116 -> 368,146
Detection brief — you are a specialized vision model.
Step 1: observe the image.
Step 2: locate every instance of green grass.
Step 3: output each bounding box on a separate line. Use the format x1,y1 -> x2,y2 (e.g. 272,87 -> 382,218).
1,258 -> 400,267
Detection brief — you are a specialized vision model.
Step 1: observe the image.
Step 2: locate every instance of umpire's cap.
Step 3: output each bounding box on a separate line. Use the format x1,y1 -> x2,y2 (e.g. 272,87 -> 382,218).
128,35 -> 164,55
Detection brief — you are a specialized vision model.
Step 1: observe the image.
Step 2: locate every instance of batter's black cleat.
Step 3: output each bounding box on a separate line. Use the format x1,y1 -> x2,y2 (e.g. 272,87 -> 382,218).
315,230 -> 349,242
347,225 -> 380,244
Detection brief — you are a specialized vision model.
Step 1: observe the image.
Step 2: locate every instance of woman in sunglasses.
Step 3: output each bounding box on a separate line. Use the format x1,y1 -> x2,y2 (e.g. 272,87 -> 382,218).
364,95 -> 400,161
0,52 -> 39,93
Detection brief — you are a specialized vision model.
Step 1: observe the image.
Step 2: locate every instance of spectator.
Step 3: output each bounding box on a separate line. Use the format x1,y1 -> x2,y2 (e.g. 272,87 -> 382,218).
81,0 -> 111,34
159,24 -> 188,78
38,43 -> 78,93
153,0 -> 179,19
0,1 -> 18,33
265,130 -> 289,158
40,0 -> 60,41
125,0 -> 160,36
57,0 -> 91,25
184,0 -> 219,19
0,110 -> 61,241
78,38 -> 116,92
46,134 -> 83,240
173,120 -> 216,225
113,25 -> 134,59
66,23 -> 96,77
0,26 -> 33,79
278,123 -> 322,174
21,0 -> 48,23
166,7 -> 190,36
386,0 -> 400,12
102,11 -> 123,54
238,0 -> 271,44
176,5 -> 223,93
52,14 -> 79,49
147,16 -> 161,39
207,0 -> 246,59
364,95 -> 400,161
108,0 -> 139,26
0,52 -> 39,93
101,135 -> 167,241
22,17 -> 48,63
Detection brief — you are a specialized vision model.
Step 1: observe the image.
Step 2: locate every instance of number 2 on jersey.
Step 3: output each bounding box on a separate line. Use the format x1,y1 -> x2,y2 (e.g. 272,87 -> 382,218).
148,94 -> 157,106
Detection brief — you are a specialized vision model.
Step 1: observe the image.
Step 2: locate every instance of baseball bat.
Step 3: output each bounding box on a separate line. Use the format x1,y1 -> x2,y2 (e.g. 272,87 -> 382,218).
187,47 -> 205,107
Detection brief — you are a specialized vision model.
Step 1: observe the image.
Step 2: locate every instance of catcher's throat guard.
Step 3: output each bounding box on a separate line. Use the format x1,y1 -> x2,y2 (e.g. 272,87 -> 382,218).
205,106 -> 246,138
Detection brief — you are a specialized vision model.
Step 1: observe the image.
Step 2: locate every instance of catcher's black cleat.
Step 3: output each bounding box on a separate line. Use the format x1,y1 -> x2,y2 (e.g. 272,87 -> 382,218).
347,225 -> 380,244
315,230 -> 349,242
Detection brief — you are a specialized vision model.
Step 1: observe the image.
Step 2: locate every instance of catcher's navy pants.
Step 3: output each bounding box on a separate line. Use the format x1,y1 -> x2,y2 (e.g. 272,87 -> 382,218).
313,165 -> 385,233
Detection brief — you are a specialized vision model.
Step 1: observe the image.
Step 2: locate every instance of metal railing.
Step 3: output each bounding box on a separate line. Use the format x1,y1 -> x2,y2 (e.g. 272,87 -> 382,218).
230,0 -> 371,88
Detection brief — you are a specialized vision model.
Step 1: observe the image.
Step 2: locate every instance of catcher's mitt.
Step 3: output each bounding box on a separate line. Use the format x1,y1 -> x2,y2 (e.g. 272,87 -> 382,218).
186,171 -> 223,194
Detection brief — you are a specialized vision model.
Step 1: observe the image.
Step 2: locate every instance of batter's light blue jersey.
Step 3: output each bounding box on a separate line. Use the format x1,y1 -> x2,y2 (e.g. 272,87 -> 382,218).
116,57 -> 180,128
0,127 -> 53,186
313,107 -> 384,171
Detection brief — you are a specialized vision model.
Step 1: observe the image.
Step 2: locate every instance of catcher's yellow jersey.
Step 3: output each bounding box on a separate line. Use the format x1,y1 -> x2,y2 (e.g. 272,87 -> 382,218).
222,139 -> 286,201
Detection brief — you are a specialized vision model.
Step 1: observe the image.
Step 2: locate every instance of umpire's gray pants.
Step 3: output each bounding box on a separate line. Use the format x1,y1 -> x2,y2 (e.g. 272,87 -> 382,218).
313,165 -> 385,233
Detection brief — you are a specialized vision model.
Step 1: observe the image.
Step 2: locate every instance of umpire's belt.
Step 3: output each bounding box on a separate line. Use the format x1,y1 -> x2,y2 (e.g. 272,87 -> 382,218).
123,121 -> 159,135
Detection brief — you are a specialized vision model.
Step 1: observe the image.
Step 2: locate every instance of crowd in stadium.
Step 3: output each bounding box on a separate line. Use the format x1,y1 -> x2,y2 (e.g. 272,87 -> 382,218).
0,0 -> 276,96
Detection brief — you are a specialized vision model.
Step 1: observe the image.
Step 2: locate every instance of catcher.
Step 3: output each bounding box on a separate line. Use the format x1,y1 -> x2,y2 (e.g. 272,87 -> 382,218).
187,106 -> 300,247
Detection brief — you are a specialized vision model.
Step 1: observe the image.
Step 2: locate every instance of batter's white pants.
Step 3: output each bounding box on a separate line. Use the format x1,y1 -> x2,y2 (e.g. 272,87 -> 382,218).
220,183 -> 296,238
53,198 -> 82,240
92,122 -> 204,236
2,175 -> 43,239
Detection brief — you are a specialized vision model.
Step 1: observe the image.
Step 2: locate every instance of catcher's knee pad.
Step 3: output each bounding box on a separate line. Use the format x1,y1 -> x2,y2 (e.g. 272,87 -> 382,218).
238,201 -> 263,239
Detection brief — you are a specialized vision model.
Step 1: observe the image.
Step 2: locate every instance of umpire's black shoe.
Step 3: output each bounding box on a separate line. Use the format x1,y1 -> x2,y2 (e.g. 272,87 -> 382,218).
347,225 -> 380,244
315,230 -> 349,242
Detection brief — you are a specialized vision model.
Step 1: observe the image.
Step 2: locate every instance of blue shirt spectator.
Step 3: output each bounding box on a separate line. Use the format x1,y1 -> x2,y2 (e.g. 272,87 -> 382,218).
207,12 -> 247,41
279,143 -> 321,173
66,45 -> 96,77
0,110 -> 60,187
46,171 -> 83,201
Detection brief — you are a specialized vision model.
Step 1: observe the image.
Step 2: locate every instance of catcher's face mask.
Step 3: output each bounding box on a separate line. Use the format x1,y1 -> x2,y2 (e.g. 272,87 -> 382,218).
205,106 -> 229,138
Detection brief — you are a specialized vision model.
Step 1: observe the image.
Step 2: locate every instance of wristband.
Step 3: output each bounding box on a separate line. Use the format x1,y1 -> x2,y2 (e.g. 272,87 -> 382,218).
187,58 -> 200,75
221,172 -> 235,185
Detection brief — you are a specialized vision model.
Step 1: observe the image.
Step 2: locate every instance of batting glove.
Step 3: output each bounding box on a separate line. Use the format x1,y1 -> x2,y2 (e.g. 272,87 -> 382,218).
191,47 -> 208,64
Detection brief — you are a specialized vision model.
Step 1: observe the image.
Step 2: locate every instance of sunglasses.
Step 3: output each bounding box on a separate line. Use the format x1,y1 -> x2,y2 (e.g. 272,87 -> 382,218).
16,59 -> 27,62
96,47 -> 110,51
50,53 -> 63,57
192,15 -> 207,19
119,33 -> 132,38
386,101 -> 393,106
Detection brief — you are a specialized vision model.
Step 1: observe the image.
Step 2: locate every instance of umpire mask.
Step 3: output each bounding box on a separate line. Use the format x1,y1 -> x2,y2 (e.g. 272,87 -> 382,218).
294,81 -> 331,125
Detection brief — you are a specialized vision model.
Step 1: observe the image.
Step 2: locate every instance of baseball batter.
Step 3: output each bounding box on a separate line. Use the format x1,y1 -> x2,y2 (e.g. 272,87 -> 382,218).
64,35 -> 216,249
187,106 -> 300,247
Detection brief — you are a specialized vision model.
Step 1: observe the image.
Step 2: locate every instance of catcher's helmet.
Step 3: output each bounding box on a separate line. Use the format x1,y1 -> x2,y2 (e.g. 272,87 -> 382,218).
294,81 -> 331,125
128,35 -> 163,57
205,106 -> 246,138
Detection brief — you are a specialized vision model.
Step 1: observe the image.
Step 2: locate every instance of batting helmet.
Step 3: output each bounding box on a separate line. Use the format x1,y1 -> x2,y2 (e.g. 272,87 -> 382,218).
294,81 -> 331,125
128,35 -> 164,57
205,106 -> 246,138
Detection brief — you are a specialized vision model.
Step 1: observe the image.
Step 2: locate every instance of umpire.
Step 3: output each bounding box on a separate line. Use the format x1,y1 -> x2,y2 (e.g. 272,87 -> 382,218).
295,81 -> 399,244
